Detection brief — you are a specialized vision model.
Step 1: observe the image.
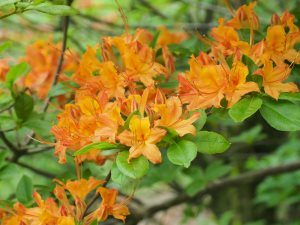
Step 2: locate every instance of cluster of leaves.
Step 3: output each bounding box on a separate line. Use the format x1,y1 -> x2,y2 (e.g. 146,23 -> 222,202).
0,1 -> 299,225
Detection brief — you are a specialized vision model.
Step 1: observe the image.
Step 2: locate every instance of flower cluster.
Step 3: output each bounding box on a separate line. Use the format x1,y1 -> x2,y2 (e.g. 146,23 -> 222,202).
51,28 -> 198,165
0,177 -> 129,225
179,2 -> 299,109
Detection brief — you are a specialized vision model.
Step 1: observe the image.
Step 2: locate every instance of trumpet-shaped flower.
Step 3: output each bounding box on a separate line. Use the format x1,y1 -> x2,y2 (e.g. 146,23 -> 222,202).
226,2 -> 259,30
210,18 -> 251,60
92,187 -> 130,222
154,96 -> 199,136
225,61 -> 260,107
264,25 -> 300,65
254,60 -> 298,99
179,55 -> 227,109
118,115 -> 166,163
73,46 -> 125,98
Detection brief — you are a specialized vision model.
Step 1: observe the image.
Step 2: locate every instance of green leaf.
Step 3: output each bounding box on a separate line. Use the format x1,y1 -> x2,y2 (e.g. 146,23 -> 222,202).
33,4 -> 78,15
6,62 -> 30,89
16,175 -> 33,204
260,98 -> 300,131
279,92 -> 300,102
195,131 -> 231,154
228,96 -> 262,122
167,140 -> 197,168
0,0 -> 19,7
111,161 -> 136,191
242,54 -> 257,74
116,151 -> 149,179
14,93 -> 34,122
74,142 -> 120,156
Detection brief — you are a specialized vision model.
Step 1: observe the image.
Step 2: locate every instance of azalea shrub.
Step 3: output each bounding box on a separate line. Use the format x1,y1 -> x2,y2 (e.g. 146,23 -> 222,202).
0,0 -> 300,225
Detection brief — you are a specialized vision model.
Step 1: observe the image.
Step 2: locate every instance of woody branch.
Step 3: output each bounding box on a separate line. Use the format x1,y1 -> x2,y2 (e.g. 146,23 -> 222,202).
127,161 -> 300,224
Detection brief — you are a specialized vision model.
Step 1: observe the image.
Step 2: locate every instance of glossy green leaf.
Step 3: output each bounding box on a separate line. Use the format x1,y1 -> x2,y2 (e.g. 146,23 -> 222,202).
167,140 -> 197,168
229,96 -> 262,122
16,175 -> 33,204
195,131 -> 231,154
116,151 -> 149,179
74,142 -> 120,156
260,98 -> 300,131
279,92 -> 300,102
111,162 -> 139,194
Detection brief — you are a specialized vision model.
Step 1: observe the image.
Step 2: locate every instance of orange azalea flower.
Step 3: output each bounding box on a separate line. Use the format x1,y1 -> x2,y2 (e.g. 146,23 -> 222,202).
57,216 -> 76,225
25,192 -> 61,224
22,39 -> 78,99
179,53 -> 259,109
271,11 -> 298,32
225,61 -> 260,107
134,28 -> 154,44
118,88 -> 151,117
264,24 -> 300,65
54,177 -> 104,220
249,40 -> 266,66
210,18 -> 250,59
154,96 -> 199,136
1,203 -> 28,225
121,42 -> 168,86
51,93 -> 124,164
226,1 -> 259,45
254,60 -> 298,99
226,2 -> 259,30
64,177 -> 104,201
179,55 -> 228,110
92,187 -> 130,222
118,115 -> 166,164
73,46 -> 124,98
103,33 -> 168,87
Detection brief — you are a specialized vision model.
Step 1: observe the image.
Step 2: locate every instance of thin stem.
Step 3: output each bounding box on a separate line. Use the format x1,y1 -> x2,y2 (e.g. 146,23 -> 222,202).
15,161 -> 55,178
